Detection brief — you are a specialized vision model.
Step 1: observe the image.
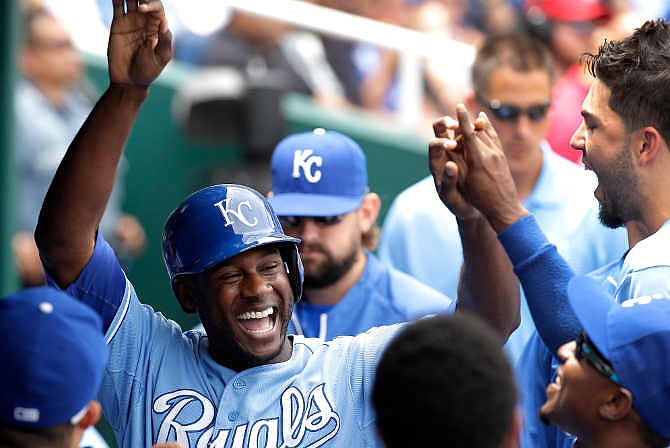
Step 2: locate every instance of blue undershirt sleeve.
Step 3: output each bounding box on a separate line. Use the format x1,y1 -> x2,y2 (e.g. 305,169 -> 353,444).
498,215 -> 580,353
45,232 -> 126,332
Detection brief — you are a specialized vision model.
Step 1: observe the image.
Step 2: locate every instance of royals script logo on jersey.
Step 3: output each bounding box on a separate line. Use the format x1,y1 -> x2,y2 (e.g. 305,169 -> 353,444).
153,384 -> 341,447
292,150 -> 323,184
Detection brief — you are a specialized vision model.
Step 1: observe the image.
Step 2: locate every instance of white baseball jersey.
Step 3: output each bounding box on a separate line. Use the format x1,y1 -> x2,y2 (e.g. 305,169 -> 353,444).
49,234 -> 403,448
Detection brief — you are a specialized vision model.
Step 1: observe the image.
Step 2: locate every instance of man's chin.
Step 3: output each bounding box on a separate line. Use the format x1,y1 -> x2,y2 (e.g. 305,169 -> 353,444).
598,207 -> 625,229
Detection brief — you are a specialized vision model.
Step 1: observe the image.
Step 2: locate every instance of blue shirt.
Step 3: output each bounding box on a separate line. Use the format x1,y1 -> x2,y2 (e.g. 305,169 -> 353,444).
502,216 -> 670,448
379,144 -> 628,361
47,235 -> 405,447
288,251 -> 455,339
15,79 -> 126,238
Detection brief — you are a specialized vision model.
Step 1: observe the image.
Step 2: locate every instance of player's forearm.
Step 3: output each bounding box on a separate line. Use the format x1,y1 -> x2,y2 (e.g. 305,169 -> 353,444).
456,214 -> 520,341
498,215 -> 580,353
36,83 -> 148,288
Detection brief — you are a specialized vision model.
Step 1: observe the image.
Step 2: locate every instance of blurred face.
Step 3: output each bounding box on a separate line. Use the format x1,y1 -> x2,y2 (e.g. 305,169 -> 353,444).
194,246 -> 294,371
279,211 -> 362,289
570,80 -> 640,228
23,15 -> 83,86
476,68 -> 552,174
551,20 -> 600,70
540,338 -> 619,439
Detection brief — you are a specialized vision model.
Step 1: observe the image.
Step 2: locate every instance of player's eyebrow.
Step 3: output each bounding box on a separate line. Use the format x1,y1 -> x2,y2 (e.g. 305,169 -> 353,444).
581,110 -> 599,125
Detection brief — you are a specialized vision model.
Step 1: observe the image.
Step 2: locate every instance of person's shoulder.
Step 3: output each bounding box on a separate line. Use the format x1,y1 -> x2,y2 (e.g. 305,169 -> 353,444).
15,79 -> 47,112
391,176 -> 438,204
623,220 -> 670,272
384,176 -> 454,226
382,261 -> 453,311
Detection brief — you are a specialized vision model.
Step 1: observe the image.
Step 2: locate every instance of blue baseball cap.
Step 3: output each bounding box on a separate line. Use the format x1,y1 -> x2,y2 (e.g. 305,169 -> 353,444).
269,128 -> 368,217
0,287 -> 108,429
568,276 -> 670,438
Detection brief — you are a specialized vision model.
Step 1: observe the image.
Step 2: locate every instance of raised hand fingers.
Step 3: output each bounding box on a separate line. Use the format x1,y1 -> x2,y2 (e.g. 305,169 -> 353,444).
125,0 -> 138,13
428,138 -> 457,170
139,0 -> 170,34
455,104 -> 475,140
432,115 -> 458,138
113,0 -> 124,18
473,111 -> 503,152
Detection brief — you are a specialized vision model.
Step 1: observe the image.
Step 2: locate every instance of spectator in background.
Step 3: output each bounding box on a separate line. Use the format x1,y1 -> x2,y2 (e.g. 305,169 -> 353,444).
200,5 -> 349,109
0,287 -> 108,448
373,312 -> 521,448
268,129 -> 464,340
378,33 -> 627,362
351,0 -> 476,119
523,0 -> 612,163
14,6 -> 146,287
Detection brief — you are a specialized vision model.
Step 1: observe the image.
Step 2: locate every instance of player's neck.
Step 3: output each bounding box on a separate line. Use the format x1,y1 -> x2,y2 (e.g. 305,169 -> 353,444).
303,251 -> 367,306
586,426 -> 648,448
34,79 -> 69,109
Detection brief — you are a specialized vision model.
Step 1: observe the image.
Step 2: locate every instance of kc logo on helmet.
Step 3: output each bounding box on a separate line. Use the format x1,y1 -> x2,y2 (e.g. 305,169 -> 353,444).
292,149 -> 323,183
213,199 -> 259,227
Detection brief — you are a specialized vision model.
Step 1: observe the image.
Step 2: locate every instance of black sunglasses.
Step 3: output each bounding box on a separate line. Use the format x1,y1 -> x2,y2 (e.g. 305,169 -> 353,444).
477,96 -> 551,122
575,331 -> 621,385
278,215 -> 345,228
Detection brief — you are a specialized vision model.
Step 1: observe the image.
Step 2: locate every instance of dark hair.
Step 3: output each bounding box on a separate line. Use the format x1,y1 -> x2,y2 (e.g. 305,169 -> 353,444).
372,312 -> 517,448
581,19 -> 670,143
0,421 -> 75,448
472,33 -> 555,97
21,6 -> 54,48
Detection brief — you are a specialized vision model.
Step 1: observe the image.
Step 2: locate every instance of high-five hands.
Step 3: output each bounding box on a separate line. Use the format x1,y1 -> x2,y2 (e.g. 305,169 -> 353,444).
429,104 -> 529,232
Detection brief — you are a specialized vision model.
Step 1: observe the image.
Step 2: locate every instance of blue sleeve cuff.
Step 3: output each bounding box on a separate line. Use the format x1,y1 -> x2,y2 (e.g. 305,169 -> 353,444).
498,215 -> 551,268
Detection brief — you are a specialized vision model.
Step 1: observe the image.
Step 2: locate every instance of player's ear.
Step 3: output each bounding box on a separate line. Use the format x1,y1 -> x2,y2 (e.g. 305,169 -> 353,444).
502,408 -> 523,448
174,276 -> 198,314
358,192 -> 381,233
599,387 -> 633,422
77,400 -> 102,430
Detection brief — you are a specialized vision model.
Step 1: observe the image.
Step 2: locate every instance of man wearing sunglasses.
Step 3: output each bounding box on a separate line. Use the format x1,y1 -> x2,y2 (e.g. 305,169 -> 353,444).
539,275 -> 670,448
379,33 -> 627,362
267,129 -> 458,340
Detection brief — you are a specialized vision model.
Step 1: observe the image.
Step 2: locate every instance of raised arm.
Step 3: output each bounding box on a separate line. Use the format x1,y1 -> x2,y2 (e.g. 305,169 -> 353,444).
428,110 -> 521,340
445,105 -> 582,352
35,0 -> 173,288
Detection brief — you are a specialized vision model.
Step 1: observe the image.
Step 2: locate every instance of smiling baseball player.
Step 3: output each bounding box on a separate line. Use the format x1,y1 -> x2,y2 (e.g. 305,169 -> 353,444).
33,1 -> 518,447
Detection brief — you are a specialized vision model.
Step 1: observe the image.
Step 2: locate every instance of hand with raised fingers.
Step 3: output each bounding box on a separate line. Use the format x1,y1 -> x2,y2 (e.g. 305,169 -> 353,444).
429,115 -> 480,221
108,0 -> 173,87
454,104 -> 529,232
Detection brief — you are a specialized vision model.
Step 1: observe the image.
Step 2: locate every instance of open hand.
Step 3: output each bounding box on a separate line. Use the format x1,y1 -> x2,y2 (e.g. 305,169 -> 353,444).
108,0 -> 173,87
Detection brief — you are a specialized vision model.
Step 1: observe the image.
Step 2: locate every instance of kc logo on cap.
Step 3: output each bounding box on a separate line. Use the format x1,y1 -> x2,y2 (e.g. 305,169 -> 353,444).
293,149 -> 323,183
269,129 -> 368,217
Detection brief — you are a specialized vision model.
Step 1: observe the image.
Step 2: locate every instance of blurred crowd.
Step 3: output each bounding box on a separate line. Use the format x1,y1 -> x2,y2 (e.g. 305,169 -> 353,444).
34,0 -> 668,139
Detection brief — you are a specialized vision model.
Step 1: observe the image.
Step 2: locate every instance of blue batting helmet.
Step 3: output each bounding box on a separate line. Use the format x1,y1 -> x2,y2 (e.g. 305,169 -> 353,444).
162,184 -> 303,302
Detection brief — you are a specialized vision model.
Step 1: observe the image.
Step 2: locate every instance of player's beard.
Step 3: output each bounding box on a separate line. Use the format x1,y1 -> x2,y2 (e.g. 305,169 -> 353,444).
595,144 -> 640,229
302,244 -> 359,289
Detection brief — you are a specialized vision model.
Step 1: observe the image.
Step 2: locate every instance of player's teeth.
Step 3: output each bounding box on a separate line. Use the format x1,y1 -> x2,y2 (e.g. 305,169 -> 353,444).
555,375 -> 562,387
237,307 -> 274,320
